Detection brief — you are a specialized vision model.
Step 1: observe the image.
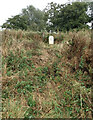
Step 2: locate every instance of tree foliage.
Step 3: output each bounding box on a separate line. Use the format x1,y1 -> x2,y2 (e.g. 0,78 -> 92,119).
21,5 -> 45,31
44,2 -> 90,31
1,2 -> 91,32
2,15 -> 28,30
1,5 -> 45,31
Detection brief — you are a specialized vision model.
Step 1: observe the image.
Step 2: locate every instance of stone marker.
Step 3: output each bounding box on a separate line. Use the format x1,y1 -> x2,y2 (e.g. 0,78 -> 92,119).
49,36 -> 54,44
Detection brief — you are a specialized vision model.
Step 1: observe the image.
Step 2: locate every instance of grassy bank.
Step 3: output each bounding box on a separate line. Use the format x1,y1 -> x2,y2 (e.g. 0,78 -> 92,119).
2,29 -> 93,118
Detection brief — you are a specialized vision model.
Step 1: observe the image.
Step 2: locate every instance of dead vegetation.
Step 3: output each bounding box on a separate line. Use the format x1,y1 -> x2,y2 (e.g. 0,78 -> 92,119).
1,29 -> 93,118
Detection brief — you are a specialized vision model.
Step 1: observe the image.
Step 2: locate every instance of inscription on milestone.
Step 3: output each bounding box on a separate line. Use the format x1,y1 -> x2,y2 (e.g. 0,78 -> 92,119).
49,36 -> 54,44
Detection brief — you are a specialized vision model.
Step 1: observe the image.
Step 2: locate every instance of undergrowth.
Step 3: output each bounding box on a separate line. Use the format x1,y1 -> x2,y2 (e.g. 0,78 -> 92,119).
2,29 -> 93,118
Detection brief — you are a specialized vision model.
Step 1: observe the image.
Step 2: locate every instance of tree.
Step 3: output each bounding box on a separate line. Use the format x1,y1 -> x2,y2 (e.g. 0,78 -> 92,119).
44,2 -> 61,31
88,2 -> 93,28
44,2 -> 90,31
2,15 -> 28,30
22,5 -> 45,31
59,2 -> 90,31
1,5 -> 46,31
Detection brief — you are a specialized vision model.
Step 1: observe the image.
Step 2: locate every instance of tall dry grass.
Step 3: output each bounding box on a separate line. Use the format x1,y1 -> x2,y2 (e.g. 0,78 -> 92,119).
1,29 -> 93,118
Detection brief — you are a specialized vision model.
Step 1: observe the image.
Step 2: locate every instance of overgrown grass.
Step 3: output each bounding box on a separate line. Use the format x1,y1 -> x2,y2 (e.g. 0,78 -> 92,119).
2,29 -> 93,118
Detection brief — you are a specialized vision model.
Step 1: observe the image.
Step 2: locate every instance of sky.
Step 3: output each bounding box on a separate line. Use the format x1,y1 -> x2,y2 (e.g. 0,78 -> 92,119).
0,0 -> 68,27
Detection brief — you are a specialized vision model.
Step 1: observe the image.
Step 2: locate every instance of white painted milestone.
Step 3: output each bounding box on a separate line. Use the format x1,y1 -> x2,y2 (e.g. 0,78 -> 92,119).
49,36 -> 54,44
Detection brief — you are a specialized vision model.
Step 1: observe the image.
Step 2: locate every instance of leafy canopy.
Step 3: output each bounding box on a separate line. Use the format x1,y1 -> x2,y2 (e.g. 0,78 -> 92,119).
1,2 -> 91,31
1,5 -> 45,31
44,2 -> 90,31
